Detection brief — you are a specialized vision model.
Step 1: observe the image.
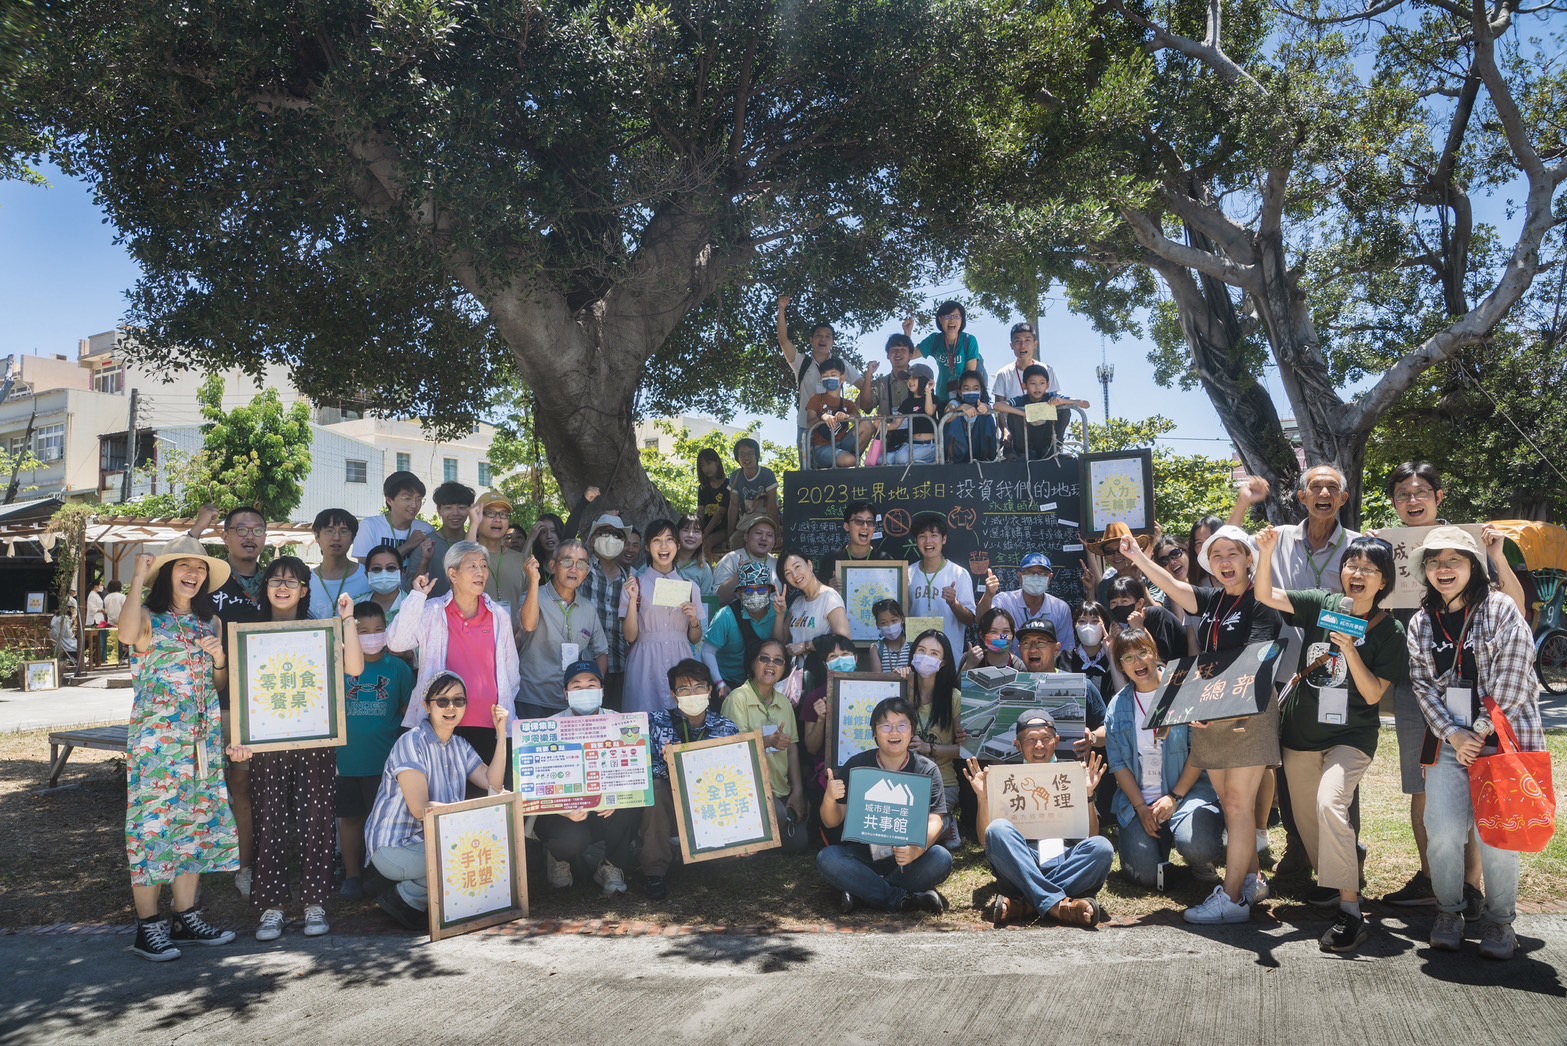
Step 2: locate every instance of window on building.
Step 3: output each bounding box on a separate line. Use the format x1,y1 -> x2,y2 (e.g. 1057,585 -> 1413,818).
92,365 -> 125,395
34,424 -> 64,463
346,459 -> 368,484
443,458 -> 458,483
478,461 -> 492,486
396,452 -> 411,472
643,438 -> 659,451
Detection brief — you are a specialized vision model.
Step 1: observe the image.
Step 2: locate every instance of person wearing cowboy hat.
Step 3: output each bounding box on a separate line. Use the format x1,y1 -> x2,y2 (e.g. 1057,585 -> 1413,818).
117,536 -> 247,961
1091,522 -> 1162,607
713,512 -> 780,605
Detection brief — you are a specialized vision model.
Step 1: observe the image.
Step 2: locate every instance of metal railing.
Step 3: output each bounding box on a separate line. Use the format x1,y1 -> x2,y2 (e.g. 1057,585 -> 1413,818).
799,405 -> 1090,470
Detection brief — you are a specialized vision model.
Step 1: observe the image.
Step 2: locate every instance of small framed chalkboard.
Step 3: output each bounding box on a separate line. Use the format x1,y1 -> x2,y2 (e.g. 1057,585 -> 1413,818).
1140,641 -> 1284,729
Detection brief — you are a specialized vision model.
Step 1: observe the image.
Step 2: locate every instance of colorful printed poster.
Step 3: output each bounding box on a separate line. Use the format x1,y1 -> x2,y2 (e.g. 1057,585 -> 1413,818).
666,732 -> 781,862
1080,450 -> 1155,536
985,761 -> 1090,840
228,620 -> 347,751
958,669 -> 1090,762
512,711 -> 655,814
425,793 -> 527,941
828,674 -> 906,766
840,561 -> 907,642
843,768 -> 930,847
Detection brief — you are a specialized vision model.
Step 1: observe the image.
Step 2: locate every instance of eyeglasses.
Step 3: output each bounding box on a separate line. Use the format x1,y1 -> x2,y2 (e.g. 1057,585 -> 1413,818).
740,586 -> 772,597
848,517 -> 876,527
483,510 -> 512,521
318,526 -> 353,538
227,526 -> 265,538
557,559 -> 589,572
984,630 -> 1011,639
429,696 -> 469,709
673,685 -> 710,697
1342,563 -> 1382,576
1119,649 -> 1159,665
1393,488 -> 1435,503
755,655 -> 786,667
876,722 -> 912,735
1155,549 -> 1186,566
266,578 -> 304,590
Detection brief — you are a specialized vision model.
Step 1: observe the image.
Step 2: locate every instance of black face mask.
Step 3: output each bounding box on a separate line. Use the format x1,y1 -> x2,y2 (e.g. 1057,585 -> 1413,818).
1110,604 -> 1136,624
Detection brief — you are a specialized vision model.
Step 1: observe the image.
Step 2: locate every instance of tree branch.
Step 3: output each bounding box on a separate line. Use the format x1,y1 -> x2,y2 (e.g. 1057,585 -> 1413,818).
1107,0 -> 1262,89
1122,206 -> 1260,289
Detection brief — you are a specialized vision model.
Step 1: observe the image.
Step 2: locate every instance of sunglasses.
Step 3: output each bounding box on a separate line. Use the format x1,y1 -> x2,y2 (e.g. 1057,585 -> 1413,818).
429,696 -> 469,709
755,655 -> 786,666
1155,549 -> 1187,566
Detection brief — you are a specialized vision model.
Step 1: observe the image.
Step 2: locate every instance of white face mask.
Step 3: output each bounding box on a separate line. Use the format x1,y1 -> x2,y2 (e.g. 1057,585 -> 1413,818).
676,693 -> 710,717
1020,575 -> 1051,597
877,622 -> 904,641
567,688 -> 603,715
594,536 -> 625,560
910,653 -> 942,678
358,632 -> 388,655
1076,623 -> 1104,646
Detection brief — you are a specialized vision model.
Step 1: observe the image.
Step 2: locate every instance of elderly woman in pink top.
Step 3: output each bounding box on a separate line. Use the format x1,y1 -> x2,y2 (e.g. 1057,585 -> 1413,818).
389,541 -> 522,789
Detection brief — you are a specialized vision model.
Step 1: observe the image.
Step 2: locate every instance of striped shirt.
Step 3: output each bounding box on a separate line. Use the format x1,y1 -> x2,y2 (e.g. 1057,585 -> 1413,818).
1407,590 -> 1544,752
583,560 -> 628,673
363,720 -> 483,863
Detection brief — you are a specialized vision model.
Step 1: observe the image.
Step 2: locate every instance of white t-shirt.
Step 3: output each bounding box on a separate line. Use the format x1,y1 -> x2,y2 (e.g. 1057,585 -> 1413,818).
906,560 -> 976,659
309,565 -> 373,619
991,360 -> 1060,404
351,515 -> 436,560
714,550 -> 778,593
788,587 -> 846,650
1131,688 -> 1164,805
103,592 -> 127,626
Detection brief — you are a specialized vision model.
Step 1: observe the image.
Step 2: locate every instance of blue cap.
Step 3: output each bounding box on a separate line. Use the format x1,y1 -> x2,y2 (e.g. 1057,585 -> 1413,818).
563,660 -> 603,686
1020,552 -> 1053,571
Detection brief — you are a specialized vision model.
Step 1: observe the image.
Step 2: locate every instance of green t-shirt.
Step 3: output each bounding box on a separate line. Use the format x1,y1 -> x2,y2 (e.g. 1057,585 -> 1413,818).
1281,589 -> 1407,756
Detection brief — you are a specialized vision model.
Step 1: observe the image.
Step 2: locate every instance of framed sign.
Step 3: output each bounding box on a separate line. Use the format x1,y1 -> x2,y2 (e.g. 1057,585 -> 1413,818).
666,731 -> 781,863
22,660 -> 58,692
1080,450 -> 1155,537
1140,640 -> 1285,730
226,620 -> 347,752
843,767 -> 931,847
511,711 -> 655,814
985,761 -> 1090,840
827,673 -> 908,767
424,792 -> 528,942
839,561 -> 908,643
25,592 -> 45,614
959,669 -> 1090,762
1377,524 -> 1486,610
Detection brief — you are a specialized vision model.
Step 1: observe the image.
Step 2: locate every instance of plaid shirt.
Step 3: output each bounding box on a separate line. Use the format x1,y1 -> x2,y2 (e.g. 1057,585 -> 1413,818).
647,709 -> 738,779
1407,590 -> 1544,751
584,560 -> 628,673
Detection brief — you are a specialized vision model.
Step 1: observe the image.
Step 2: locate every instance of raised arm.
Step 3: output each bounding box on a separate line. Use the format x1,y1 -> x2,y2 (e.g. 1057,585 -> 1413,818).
337,595 -> 365,676
1483,525 -> 1529,621
1251,527 -> 1295,614
777,294 -> 799,366
116,553 -> 156,651
1121,535 -> 1198,615
1228,476 -> 1268,528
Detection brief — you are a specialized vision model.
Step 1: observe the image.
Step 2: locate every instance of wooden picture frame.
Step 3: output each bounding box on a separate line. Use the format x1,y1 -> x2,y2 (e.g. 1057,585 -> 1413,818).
226,619 -> 348,752
838,560 -> 909,643
666,731 -> 782,864
1080,449 -> 1156,537
22,660 -> 58,691
826,673 -> 908,768
424,792 -> 529,942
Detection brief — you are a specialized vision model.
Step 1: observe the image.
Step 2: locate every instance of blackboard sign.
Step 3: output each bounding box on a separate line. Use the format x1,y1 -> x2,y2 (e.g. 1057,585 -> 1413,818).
782,461 -> 1085,606
1139,640 -> 1286,729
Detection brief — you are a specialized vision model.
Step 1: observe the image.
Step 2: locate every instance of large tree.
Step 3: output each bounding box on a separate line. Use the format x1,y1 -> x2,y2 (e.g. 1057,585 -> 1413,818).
958,0 -> 1566,524
24,0 -> 986,520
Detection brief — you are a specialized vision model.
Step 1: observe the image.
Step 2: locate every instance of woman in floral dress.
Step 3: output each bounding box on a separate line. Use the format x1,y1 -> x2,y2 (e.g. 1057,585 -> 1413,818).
118,536 -> 248,961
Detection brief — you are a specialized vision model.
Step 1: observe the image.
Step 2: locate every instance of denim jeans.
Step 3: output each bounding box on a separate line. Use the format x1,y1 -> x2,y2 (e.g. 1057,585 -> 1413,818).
984,818 -> 1114,911
884,441 -> 937,465
816,842 -> 953,910
1425,744 -> 1520,924
1116,798 -> 1226,888
370,842 -> 428,910
811,437 -> 859,468
945,415 -> 998,463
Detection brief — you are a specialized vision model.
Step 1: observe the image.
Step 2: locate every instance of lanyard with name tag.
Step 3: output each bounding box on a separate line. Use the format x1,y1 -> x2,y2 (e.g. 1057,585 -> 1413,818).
1445,681 -> 1475,728
1318,686 -> 1350,725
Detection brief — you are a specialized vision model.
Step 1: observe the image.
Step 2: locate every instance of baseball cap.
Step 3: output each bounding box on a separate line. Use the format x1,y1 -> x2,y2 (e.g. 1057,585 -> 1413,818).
1019,552 -> 1053,571
477,491 -> 513,513
564,660 -> 604,686
1016,618 -> 1058,641
1014,708 -> 1058,736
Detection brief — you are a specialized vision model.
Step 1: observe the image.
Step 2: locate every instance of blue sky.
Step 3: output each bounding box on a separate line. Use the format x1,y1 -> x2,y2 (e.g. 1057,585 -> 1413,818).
0,161 -> 1247,457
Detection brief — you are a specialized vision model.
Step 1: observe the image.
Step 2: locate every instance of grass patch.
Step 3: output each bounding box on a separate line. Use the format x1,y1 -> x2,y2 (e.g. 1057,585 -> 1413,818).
3,727 -> 1564,931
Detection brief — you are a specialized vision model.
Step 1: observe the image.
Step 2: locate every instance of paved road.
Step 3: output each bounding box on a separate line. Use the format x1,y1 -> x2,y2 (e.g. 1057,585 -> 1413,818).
2,914 -> 1563,1044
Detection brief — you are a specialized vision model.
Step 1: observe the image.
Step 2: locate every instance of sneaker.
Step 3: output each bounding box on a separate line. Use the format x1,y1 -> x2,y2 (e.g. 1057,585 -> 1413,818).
1305,885 -> 1340,908
837,890 -> 857,916
1243,873 -> 1270,906
1382,870 -> 1438,907
1429,911 -> 1464,951
1463,883 -> 1485,924
1478,922 -> 1517,960
1320,910 -> 1369,954
547,855 -> 573,889
593,861 -> 628,899
340,878 -> 364,901
255,908 -> 285,942
303,905 -> 330,937
1184,885 -> 1250,925
643,875 -> 668,901
1255,829 -> 1271,854
171,907 -> 236,947
377,889 -> 428,932
234,867 -> 253,899
131,917 -> 182,962
899,890 -> 946,915
1274,847 -> 1312,876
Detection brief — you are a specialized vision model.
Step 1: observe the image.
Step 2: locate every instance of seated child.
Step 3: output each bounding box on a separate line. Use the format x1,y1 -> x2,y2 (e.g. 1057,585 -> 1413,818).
885,368 -> 938,465
942,371 -> 998,463
804,357 -> 864,468
996,364 -> 1088,459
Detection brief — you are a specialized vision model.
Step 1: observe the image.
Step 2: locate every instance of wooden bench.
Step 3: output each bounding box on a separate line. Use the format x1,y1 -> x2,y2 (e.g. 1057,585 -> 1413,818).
46,724 -> 130,788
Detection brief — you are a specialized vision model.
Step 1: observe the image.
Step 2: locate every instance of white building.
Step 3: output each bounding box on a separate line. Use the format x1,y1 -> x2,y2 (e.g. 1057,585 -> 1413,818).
634,414 -> 746,456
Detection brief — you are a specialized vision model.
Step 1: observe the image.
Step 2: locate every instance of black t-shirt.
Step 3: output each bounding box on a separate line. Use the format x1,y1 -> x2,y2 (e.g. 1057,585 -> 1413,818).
1142,605 -> 1188,663
698,480 -> 730,530
210,575 -> 265,626
830,749 -> 947,846
816,542 -> 888,584
1064,647 -> 1111,695
1192,586 -> 1283,654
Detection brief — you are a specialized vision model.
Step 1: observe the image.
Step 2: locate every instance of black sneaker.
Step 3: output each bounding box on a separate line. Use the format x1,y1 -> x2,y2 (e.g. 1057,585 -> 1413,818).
643,875 -> 668,901
837,891 -> 856,916
1463,883 -> 1485,924
1382,870 -> 1438,907
171,907 -> 236,947
1320,910 -> 1369,954
901,890 -> 947,915
131,917 -> 182,962
377,889 -> 429,932
1274,847 -> 1313,876
1305,885 -> 1340,908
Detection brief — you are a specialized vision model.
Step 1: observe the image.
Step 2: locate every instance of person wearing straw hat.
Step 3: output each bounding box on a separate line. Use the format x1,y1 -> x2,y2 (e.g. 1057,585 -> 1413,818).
1090,522 -> 1160,607
117,536 -> 248,961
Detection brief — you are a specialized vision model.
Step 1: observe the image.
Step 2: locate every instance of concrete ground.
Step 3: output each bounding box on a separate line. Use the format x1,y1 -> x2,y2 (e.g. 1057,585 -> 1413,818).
1,915 -> 1563,1044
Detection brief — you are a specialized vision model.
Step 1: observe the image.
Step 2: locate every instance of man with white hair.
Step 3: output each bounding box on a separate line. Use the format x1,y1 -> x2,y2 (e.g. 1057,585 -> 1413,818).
1229,466 -> 1360,596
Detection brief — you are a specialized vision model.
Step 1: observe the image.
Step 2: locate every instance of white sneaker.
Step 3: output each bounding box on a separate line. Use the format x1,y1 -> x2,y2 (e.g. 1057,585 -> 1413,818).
547,855 -> 573,889
593,861 -> 628,899
1243,872 -> 1270,906
302,905 -> 330,937
255,908 -> 285,942
234,867 -> 253,899
1255,829 -> 1270,854
1184,885 -> 1251,925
